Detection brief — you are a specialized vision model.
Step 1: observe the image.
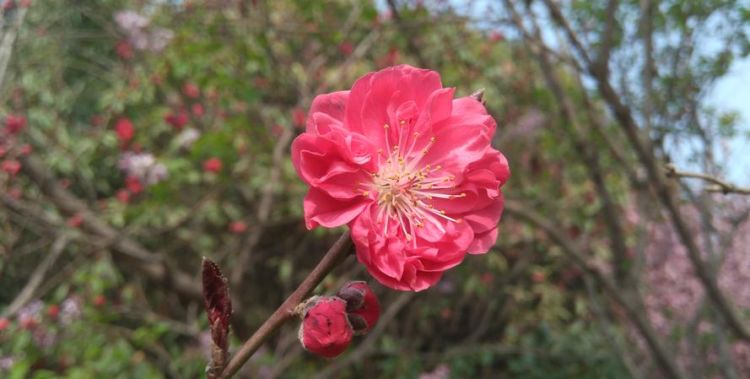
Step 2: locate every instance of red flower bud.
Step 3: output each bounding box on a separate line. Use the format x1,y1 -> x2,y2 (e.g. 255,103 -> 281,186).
337,281 -> 380,335
203,157 -> 222,173
0,317 -> 9,331
298,296 -> 353,358
5,114 -> 26,134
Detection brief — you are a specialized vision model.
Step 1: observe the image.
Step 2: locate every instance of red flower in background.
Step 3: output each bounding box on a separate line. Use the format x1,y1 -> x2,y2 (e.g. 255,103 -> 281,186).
292,107 -> 306,129
1,159 -> 21,176
291,65 -> 510,291
115,117 -> 134,144
47,304 -> 60,319
116,189 -> 131,203
125,175 -> 143,194
116,40 -> 134,60
183,82 -> 200,99
203,157 -> 222,173
298,297 -> 353,358
66,213 -> 84,228
165,111 -> 189,130
191,103 -> 204,117
229,220 -> 247,234
338,41 -> 354,56
5,114 -> 26,134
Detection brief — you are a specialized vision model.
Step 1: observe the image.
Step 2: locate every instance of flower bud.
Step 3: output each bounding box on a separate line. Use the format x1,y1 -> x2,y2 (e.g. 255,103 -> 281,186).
337,281 -> 380,335
298,296 -> 353,358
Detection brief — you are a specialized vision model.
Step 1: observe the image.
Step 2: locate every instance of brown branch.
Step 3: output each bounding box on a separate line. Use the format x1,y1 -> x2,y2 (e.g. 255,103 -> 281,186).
218,231 -> 353,379
2,234 -> 69,317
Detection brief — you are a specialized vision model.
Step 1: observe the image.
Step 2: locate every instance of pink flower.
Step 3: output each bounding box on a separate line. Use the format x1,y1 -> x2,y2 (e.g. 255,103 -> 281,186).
298,296 -> 353,358
203,157 -> 222,173
291,65 -> 510,291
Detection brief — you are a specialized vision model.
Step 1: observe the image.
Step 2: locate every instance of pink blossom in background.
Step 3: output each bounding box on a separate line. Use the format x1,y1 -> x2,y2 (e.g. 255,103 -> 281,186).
113,10 -> 173,53
118,152 -> 168,186
292,65 -> 510,291
641,201 -> 750,376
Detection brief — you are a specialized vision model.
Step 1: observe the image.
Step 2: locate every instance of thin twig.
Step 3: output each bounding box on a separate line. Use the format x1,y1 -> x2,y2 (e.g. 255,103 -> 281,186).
665,164 -> 750,195
2,234 -> 69,317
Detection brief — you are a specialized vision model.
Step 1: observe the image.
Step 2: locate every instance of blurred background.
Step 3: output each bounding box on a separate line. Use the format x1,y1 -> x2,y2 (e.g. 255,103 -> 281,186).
1,0 -> 750,378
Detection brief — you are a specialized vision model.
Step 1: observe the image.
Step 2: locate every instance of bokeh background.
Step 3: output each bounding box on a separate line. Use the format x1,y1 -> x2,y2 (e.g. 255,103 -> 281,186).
2,1 -> 750,378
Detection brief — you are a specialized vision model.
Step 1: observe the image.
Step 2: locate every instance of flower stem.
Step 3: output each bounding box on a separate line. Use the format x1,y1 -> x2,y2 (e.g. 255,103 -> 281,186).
218,231 -> 353,379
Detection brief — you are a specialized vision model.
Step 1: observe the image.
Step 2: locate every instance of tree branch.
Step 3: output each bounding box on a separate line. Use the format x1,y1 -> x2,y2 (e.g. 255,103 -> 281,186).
540,0 -> 750,343
665,164 -> 750,195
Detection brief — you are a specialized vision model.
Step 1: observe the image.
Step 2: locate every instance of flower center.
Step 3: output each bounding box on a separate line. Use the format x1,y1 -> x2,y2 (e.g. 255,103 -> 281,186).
362,120 -> 464,245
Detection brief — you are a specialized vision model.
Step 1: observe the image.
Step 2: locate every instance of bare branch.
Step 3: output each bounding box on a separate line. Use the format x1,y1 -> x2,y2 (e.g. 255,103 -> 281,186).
2,234 -> 69,317
665,164 -> 750,195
